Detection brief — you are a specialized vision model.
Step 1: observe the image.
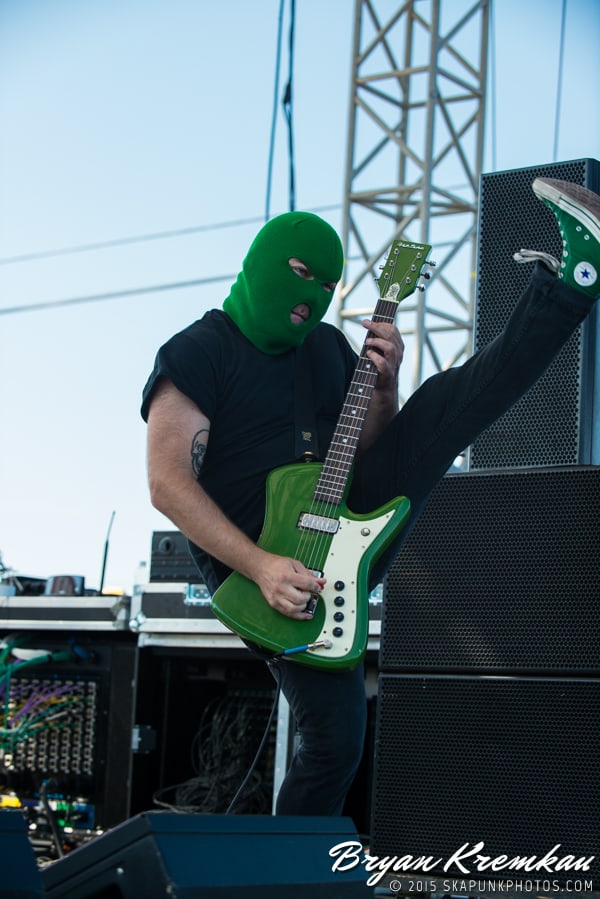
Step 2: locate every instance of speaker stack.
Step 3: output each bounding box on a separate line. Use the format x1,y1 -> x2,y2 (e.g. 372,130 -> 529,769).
372,159 -> 600,896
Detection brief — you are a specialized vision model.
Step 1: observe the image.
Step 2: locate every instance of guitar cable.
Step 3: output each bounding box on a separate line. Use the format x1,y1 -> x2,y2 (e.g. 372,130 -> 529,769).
278,638 -> 332,657
225,680 -> 281,815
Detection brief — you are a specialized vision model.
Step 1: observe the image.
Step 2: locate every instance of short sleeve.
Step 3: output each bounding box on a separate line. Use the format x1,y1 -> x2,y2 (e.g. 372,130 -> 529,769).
140,315 -> 223,422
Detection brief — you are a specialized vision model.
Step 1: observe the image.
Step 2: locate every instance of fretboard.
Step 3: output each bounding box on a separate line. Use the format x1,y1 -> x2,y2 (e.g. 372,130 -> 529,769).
314,297 -> 399,506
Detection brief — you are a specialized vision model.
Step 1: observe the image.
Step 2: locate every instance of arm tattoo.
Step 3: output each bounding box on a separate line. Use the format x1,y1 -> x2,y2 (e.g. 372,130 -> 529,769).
191,429 -> 209,478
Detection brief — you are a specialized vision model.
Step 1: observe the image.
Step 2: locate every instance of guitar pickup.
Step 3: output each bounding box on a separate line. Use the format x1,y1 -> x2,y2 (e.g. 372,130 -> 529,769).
298,512 -> 340,534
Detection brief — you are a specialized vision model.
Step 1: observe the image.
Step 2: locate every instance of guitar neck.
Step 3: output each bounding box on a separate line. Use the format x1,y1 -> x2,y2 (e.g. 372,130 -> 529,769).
314,296 -> 400,506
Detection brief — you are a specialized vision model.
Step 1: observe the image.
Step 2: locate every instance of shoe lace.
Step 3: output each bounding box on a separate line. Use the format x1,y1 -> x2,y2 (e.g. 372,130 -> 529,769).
513,249 -> 560,273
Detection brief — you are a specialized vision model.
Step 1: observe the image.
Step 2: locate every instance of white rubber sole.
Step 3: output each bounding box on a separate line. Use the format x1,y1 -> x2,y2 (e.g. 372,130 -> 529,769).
533,177 -> 600,243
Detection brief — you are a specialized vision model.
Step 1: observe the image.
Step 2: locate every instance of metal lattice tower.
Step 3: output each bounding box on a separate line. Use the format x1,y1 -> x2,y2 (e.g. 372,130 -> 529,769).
337,0 -> 490,401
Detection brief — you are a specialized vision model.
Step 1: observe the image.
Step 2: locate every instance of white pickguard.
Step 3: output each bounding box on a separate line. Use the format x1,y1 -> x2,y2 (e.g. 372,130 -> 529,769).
307,509 -> 395,660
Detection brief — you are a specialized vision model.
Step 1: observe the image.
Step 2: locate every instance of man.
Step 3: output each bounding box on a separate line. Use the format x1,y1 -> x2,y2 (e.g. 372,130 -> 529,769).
142,178 -> 600,817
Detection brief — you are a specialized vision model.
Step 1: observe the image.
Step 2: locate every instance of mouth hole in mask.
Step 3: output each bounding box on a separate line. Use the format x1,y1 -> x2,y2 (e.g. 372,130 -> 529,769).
290,303 -> 311,324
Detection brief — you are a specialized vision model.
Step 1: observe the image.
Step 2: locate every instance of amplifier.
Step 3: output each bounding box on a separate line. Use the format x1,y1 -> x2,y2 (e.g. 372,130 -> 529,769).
150,530 -> 199,582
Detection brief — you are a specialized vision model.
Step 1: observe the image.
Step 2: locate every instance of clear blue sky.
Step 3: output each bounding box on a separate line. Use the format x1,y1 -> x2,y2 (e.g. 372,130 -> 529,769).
1,0 -> 599,592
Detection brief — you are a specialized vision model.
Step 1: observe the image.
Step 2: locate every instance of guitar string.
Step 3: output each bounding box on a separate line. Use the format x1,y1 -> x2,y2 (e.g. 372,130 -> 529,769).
291,322 -> 383,576
292,251 -> 424,583
297,302 -> 397,582
294,282 -> 413,576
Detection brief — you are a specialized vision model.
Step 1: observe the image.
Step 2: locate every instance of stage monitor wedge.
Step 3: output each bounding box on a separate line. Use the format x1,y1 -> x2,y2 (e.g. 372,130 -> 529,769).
42,812 -> 374,898
470,157 -> 600,470
0,810 -> 45,899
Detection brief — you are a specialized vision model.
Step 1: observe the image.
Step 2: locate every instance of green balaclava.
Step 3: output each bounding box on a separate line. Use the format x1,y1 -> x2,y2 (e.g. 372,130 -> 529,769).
222,211 -> 344,354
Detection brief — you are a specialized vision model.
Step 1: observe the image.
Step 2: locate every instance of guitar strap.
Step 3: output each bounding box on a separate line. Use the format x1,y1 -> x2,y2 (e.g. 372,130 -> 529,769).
294,342 -> 320,461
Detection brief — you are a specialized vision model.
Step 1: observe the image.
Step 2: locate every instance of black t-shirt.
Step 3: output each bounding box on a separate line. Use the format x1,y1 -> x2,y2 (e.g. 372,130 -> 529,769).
141,310 -> 357,584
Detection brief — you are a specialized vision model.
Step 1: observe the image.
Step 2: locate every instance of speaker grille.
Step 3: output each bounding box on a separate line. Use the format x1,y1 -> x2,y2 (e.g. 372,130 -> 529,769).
372,675 -> 600,887
470,158 -> 600,469
381,468 -> 600,674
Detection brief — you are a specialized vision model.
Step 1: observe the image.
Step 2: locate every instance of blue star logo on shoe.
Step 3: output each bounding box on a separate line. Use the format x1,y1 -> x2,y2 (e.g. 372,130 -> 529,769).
573,260 -> 597,287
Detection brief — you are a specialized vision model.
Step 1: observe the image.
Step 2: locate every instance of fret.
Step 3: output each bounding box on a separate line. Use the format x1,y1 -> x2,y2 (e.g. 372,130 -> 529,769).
312,241 -> 431,507
328,441 -> 360,454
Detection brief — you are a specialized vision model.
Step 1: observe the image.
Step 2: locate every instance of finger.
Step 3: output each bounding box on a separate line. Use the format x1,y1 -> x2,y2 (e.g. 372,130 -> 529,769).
288,582 -> 321,617
289,561 -> 326,593
366,334 -> 403,366
284,598 -> 315,620
363,320 -> 404,353
368,329 -> 403,350
269,591 -> 309,618
366,344 -> 394,376
292,585 -> 319,609
362,319 -> 398,339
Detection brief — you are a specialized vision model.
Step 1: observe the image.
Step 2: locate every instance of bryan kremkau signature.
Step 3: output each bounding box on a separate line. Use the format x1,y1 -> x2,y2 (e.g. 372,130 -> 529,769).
329,840 -> 595,887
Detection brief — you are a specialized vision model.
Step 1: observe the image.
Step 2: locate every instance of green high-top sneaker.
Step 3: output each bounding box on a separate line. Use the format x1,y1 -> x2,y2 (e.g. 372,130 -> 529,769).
528,177 -> 600,298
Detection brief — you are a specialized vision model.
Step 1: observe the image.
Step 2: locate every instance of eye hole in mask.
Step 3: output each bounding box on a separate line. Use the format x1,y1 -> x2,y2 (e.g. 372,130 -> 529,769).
289,257 -> 337,294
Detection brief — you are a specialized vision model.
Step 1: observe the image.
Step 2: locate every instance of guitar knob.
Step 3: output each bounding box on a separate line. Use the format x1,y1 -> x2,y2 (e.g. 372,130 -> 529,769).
334,581 -> 345,591
332,627 -> 344,638
334,612 -> 344,622
334,596 -> 345,606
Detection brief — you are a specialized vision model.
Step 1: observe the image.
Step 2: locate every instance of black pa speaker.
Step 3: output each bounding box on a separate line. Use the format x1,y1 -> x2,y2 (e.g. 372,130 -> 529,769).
41,812 -> 374,898
381,467 -> 600,674
0,809 -> 44,899
371,674 -> 600,890
373,466 -> 600,892
470,157 -> 600,469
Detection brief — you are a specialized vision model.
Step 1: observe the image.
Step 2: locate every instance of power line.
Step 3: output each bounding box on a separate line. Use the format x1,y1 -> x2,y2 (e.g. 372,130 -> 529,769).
0,204 -> 340,267
553,0 -> 567,162
0,215 -> 263,267
283,0 -> 297,212
0,200 -> 341,316
265,0 -> 286,222
0,273 -> 235,316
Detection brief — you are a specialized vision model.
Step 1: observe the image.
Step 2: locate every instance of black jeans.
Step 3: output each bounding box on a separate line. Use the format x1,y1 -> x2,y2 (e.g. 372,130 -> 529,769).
271,264 -> 596,816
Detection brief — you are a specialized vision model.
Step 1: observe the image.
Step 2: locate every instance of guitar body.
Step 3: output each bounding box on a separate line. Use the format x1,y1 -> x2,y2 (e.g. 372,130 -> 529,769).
211,462 -> 410,670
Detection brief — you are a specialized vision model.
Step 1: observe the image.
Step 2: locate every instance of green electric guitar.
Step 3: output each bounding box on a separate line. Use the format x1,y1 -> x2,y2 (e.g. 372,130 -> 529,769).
211,240 -> 433,669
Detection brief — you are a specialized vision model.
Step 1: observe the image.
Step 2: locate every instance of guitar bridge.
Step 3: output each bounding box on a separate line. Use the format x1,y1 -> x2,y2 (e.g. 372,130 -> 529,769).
305,569 -> 323,615
298,512 -> 340,534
